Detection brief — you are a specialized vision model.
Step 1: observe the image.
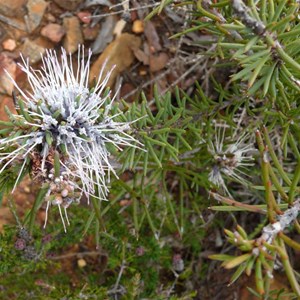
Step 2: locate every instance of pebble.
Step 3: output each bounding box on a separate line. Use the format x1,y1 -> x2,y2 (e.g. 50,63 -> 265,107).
0,0 -> 27,17
23,186 -> 31,193
77,258 -> 87,268
53,0 -> 81,11
113,19 -> 126,36
45,13 -> 56,22
26,0 -> 48,32
63,16 -> 83,54
82,25 -> 100,41
41,23 -> 65,43
0,54 -> 17,95
77,11 -> 91,24
21,39 -> 46,63
132,20 -> 144,34
172,254 -> 184,273
2,39 -> 17,51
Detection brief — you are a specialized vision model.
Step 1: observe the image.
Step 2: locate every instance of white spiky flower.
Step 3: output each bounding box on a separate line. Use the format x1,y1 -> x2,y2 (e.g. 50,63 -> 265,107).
208,123 -> 255,195
1,47 -> 143,230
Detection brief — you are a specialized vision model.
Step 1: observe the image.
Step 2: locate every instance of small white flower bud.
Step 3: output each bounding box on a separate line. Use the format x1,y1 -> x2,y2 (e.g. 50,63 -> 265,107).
50,183 -> 57,191
52,196 -> 63,205
61,189 -> 68,198
54,177 -> 61,184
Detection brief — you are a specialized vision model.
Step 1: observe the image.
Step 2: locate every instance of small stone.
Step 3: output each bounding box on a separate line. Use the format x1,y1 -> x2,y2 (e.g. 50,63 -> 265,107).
41,23 -> 65,43
26,0 -> 48,32
33,36 -> 54,50
139,69 -> 147,76
2,39 -> 17,51
0,97 -> 15,122
77,258 -> 87,268
4,26 -> 25,42
77,11 -> 91,24
63,16 -> 83,54
132,20 -> 144,34
82,25 -> 100,41
0,24 -> 6,43
21,39 -> 46,64
172,254 -> 184,273
0,54 -> 17,95
113,19 -> 126,36
0,0 -> 27,17
24,186 -> 31,193
53,0 -> 81,10
45,13 -> 56,22
119,200 -> 132,206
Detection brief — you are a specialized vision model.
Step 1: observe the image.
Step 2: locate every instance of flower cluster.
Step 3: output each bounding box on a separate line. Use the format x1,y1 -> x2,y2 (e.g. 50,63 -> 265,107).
208,123 -> 255,195
1,47 -> 142,230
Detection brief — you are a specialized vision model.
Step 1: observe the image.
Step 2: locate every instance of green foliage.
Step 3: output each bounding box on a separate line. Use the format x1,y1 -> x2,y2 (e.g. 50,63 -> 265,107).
0,71 -> 258,298
169,0 -> 300,297
146,0 -> 300,297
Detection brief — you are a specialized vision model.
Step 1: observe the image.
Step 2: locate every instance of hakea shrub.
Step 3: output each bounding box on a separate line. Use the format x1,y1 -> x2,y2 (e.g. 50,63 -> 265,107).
168,0 -> 300,297
0,47 -> 142,231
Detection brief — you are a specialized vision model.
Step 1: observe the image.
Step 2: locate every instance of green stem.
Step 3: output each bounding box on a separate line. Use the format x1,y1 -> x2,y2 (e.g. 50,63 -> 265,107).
28,185 -> 49,235
95,217 -> 100,249
265,179 -> 275,223
162,172 -> 181,236
143,200 -> 158,240
277,238 -> 300,296
255,258 -> 265,295
288,133 -> 300,160
263,126 -> 291,186
91,196 -> 105,232
257,130 -> 276,222
288,160 -> 300,204
268,165 -> 288,201
133,174 -> 139,239
294,220 -> 300,235
279,232 -> 300,251
197,0 -> 221,22
275,44 -> 300,73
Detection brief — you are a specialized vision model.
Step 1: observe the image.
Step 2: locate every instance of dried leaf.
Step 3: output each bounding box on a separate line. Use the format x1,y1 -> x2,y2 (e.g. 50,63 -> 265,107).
149,52 -> 169,72
90,33 -> 141,87
113,19 -> 126,37
133,48 -> 149,65
144,20 -> 161,52
91,15 -> 116,54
